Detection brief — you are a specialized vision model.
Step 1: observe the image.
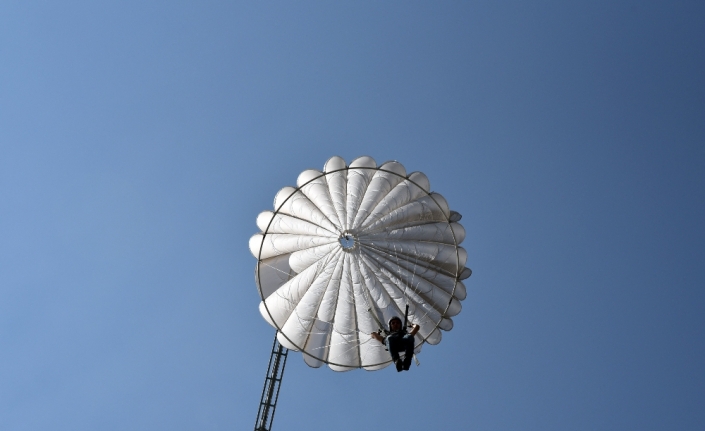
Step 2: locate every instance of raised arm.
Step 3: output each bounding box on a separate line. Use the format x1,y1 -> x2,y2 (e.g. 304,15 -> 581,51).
370,331 -> 385,344
409,324 -> 420,337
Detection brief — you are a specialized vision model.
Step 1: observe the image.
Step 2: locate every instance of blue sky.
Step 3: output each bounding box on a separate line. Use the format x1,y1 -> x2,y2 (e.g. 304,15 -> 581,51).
1,1 -> 704,430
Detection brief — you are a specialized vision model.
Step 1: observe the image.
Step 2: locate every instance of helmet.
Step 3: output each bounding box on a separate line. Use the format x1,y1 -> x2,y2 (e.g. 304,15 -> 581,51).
388,316 -> 402,330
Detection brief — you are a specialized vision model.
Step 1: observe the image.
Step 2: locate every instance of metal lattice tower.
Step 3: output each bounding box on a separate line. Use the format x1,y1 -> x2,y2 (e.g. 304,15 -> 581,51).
254,334 -> 289,431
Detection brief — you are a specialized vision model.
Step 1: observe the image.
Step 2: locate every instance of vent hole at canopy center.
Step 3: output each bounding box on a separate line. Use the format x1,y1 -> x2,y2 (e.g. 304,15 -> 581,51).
339,234 -> 356,250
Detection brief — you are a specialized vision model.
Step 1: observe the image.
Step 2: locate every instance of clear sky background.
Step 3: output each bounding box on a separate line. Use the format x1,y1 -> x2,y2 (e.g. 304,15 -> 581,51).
1,2 -> 704,430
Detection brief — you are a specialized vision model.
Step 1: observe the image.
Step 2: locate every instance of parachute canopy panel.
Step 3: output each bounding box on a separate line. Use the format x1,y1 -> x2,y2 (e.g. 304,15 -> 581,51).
250,156 -> 470,371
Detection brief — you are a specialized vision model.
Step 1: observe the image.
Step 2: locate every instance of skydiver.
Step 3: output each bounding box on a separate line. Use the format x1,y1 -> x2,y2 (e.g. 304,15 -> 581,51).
370,316 -> 420,372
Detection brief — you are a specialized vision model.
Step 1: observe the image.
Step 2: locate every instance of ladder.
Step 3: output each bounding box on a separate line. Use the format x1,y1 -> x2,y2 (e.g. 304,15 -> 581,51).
254,334 -> 289,431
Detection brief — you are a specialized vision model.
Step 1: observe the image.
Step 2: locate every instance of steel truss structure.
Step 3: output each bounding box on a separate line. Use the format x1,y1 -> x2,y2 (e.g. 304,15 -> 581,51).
254,334 -> 289,431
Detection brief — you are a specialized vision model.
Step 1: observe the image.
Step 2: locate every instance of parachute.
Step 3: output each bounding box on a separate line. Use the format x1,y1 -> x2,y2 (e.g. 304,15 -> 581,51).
249,156 -> 470,371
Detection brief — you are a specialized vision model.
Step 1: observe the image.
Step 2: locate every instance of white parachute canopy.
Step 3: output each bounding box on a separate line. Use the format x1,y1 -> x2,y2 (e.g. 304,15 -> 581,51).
249,156 -> 470,371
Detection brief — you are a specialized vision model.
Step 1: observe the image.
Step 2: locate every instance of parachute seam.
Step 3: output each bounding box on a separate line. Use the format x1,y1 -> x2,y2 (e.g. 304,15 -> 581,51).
357,248 -> 415,352
256,234 -> 337,259
349,251 -> 363,368
364,248 -> 460,298
344,167 -> 375,233
352,252 -> 387,368
298,248 -> 344,365
351,170 -> 405,231
361,222 -> 460,244
357,241 -> 459,279
298,174 -> 345,235
359,246 -> 438,334
262,212 -> 339,237
358,193 -> 442,234
325,253 -> 368,370
323,253 -> 348,368
357,248 -> 424,341
319,168 -> 347,232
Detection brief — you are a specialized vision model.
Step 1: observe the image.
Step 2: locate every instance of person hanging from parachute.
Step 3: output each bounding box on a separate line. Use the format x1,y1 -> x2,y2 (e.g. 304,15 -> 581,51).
370,306 -> 420,372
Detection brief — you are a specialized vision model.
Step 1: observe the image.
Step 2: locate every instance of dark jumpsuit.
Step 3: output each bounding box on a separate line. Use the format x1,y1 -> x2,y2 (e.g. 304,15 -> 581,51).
385,330 -> 415,362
